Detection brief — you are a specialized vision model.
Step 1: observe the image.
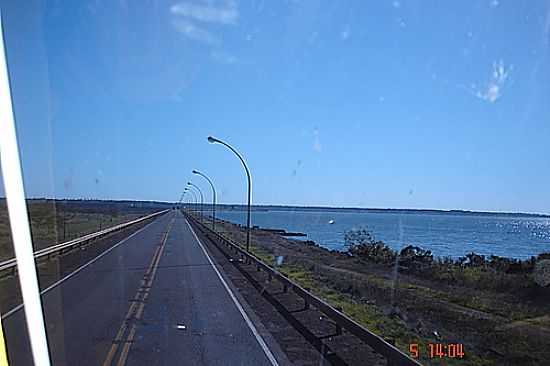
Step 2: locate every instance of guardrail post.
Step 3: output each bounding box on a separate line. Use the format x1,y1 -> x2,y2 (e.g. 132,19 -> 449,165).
334,306 -> 343,336
304,288 -> 311,310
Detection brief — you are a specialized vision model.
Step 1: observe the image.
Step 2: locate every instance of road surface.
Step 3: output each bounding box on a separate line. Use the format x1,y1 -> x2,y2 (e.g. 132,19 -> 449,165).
3,211 -> 279,365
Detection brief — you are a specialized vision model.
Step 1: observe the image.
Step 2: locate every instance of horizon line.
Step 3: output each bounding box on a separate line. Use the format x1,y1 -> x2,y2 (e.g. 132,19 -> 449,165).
10,196 -> 550,217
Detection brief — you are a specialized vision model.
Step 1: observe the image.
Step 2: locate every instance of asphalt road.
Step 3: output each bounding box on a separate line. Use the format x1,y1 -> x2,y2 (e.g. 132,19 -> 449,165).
3,210 -> 279,366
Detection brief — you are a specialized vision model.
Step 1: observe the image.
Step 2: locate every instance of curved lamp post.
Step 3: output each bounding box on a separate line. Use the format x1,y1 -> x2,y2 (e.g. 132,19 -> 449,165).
192,170 -> 217,230
178,191 -> 185,209
184,188 -> 197,213
185,191 -> 195,211
207,136 -> 252,252
182,191 -> 189,210
187,182 -> 204,220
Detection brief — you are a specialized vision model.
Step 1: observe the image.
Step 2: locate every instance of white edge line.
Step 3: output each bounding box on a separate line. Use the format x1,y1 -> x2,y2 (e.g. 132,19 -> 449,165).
0,13 -> 51,366
183,215 -> 279,366
1,216 -> 163,320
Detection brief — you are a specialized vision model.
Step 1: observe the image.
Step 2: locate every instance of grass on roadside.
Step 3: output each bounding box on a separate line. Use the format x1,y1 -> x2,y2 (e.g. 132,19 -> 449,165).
0,200 -> 142,261
206,223 -> 495,366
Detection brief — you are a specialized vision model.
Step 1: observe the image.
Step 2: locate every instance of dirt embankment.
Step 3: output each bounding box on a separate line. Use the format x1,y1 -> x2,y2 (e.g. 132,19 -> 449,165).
213,218 -> 550,366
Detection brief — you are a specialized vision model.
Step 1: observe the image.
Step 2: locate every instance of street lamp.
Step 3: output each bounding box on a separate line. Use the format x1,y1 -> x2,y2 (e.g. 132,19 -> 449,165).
181,194 -> 188,211
207,136 -> 252,252
187,182 -> 204,220
192,169 -> 217,230
178,191 -> 187,210
184,187 -> 197,213
180,192 -> 186,209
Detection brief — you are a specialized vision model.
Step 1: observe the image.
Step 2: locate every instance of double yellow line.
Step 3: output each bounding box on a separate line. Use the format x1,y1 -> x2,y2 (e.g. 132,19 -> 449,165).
102,219 -> 173,366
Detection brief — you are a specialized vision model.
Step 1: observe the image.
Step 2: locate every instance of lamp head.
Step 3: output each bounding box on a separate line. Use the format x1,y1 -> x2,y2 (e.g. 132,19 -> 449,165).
207,136 -> 218,144
192,170 -> 199,174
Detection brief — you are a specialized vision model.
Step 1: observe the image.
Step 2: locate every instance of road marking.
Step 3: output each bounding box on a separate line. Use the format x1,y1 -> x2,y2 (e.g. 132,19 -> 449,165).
1,217 -> 164,320
101,245 -> 161,366
116,224 -> 172,366
115,326 -> 136,366
184,217 -> 279,366
103,218 -> 174,366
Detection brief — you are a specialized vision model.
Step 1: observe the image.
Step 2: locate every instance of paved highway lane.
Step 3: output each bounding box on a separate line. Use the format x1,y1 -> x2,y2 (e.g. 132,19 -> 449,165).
124,211 -> 278,366
3,212 -> 174,366
2,211 -> 280,365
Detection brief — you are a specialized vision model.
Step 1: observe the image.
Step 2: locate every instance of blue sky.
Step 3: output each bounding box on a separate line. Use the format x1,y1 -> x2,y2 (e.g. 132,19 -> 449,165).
1,0 -> 549,213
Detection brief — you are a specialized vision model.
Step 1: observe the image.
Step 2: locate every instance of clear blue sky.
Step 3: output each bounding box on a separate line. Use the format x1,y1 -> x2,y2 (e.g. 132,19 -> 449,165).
1,1 -> 549,214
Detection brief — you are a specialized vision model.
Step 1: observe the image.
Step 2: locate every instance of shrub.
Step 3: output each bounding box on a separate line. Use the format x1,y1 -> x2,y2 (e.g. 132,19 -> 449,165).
343,229 -> 543,292
533,259 -> 550,287
458,252 -> 487,267
398,245 -> 433,272
344,229 -> 396,264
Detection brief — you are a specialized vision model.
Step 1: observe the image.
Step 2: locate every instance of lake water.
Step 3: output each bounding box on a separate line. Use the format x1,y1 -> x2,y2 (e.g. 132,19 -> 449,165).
216,210 -> 550,259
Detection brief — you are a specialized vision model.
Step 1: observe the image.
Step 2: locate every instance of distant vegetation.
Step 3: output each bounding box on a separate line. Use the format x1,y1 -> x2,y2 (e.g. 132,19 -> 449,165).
345,228 -> 550,292
0,199 -> 167,261
217,204 -> 550,218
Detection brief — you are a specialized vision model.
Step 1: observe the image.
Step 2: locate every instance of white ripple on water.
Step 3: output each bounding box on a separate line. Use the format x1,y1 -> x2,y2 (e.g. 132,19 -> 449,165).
217,210 -> 550,259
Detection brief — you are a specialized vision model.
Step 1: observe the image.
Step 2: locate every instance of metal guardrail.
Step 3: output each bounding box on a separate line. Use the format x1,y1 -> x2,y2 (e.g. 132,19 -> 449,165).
185,211 -> 422,366
0,209 -> 170,273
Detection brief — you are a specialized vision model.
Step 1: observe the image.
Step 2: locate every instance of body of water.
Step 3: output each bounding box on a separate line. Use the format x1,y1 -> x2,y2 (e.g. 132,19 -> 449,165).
216,209 -> 550,259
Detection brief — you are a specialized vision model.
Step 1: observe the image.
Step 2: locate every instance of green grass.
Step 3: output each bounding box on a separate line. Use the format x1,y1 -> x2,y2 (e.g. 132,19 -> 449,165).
0,200 -> 141,261
239,244 -> 457,365
281,264 -> 494,365
209,220 -> 506,365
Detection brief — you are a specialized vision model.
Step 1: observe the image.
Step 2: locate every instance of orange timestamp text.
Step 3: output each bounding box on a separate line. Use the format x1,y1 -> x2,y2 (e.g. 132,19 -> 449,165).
409,343 -> 465,359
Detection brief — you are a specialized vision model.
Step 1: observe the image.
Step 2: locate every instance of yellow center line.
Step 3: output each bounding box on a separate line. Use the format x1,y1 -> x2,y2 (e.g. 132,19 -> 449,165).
115,326 -> 136,366
101,246 -> 160,366
102,218 -> 174,366
116,226 -> 172,366
116,245 -> 163,366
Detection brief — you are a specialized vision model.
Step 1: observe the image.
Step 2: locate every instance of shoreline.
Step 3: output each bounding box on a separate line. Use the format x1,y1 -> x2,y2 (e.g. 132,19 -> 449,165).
216,211 -> 550,261
209,215 -> 550,365
215,206 -> 550,218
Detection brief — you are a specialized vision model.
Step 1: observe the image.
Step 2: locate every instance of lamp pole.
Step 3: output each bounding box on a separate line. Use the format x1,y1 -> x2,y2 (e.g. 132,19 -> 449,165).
207,136 -> 252,252
192,170 -> 217,230
182,191 -> 193,211
177,191 -> 185,209
187,182 -> 204,220
185,188 -> 197,213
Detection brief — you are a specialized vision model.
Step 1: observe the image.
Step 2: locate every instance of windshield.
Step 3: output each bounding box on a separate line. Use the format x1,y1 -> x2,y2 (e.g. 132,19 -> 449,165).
0,1 -> 549,366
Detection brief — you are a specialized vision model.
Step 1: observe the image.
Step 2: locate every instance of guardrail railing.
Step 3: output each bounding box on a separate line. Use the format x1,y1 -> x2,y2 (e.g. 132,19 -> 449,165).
0,209 -> 170,274
185,211 -> 422,366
